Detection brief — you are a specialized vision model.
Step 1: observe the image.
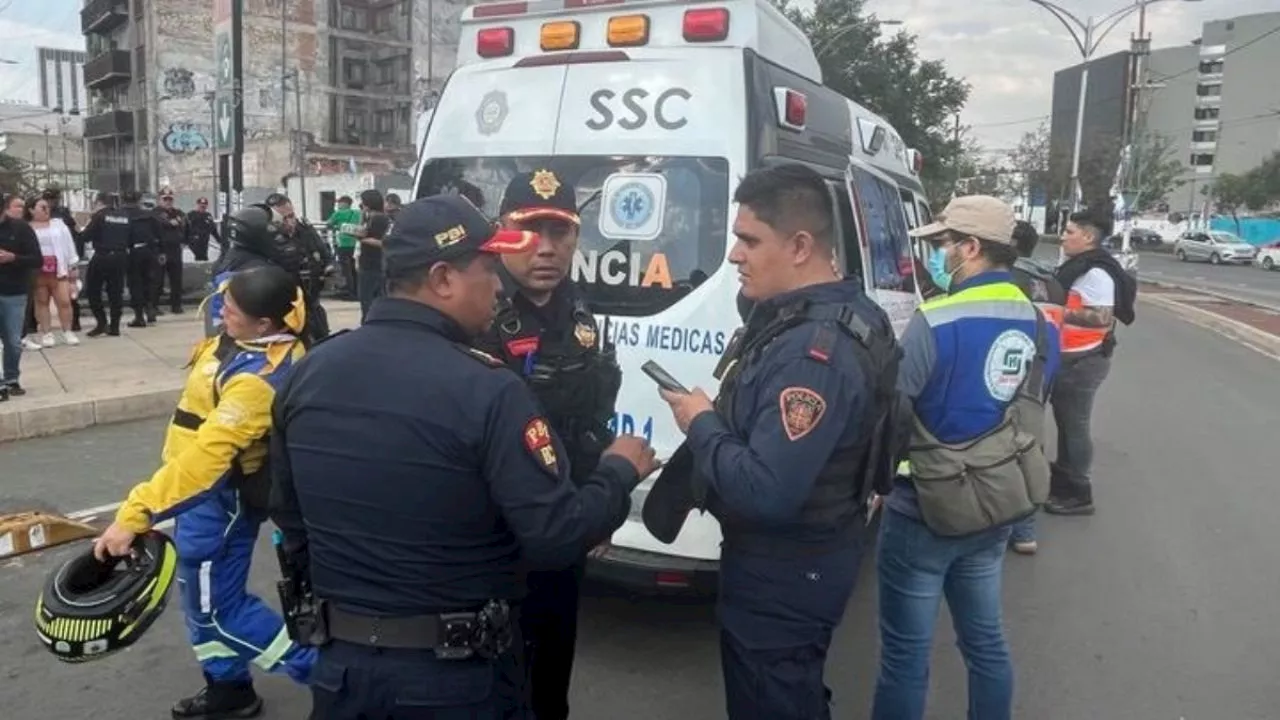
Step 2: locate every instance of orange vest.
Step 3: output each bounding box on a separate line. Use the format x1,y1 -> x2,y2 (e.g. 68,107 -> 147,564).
1062,290 -> 1110,355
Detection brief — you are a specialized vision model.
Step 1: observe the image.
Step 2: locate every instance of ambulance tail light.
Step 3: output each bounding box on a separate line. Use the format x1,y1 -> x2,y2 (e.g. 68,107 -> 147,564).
607,14 -> 650,47
541,20 -> 580,51
773,88 -> 806,131
909,149 -> 925,175
654,571 -> 692,589
683,8 -> 730,42
477,27 -> 515,58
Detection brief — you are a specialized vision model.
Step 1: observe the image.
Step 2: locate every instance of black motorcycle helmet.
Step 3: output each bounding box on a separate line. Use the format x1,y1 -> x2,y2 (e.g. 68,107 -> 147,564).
34,530 -> 178,663
225,204 -> 280,253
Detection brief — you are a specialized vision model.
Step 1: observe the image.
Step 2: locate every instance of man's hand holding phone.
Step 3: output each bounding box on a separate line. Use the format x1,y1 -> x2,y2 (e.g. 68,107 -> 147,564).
644,360 -> 714,434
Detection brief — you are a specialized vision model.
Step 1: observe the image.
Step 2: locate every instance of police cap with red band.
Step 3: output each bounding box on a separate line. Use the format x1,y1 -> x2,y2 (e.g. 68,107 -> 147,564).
498,169 -> 581,226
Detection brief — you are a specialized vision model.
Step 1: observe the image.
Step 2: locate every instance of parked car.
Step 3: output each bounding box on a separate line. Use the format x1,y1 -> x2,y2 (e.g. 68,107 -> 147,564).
1254,241 -> 1280,270
1107,227 -> 1164,248
1173,231 -> 1258,265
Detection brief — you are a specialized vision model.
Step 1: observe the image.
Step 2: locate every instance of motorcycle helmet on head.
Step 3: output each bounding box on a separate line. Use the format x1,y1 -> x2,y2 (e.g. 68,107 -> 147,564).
34,530 -> 178,663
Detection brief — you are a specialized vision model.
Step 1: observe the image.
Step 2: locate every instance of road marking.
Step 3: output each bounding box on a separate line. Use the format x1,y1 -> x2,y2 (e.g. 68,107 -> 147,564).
67,501 -> 174,531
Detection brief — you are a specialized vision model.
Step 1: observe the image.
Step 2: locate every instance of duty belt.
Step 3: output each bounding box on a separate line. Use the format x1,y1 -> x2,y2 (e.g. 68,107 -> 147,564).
323,601 -> 514,659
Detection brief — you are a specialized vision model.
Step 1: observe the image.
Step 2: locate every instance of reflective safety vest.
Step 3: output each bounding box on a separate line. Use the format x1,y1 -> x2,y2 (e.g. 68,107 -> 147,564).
1061,287 -> 1111,356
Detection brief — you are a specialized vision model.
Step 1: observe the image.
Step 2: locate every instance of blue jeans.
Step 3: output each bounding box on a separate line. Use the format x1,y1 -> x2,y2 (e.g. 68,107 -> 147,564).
1010,514 -> 1035,544
0,293 -> 27,385
872,510 -> 1014,720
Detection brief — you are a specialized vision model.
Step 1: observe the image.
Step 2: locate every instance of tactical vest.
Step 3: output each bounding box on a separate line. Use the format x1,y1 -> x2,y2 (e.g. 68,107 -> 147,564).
492,296 -> 622,484
708,297 -> 901,550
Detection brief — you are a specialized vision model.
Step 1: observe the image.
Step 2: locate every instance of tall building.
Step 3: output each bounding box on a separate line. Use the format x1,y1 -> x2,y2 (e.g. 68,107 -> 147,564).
81,0 -> 468,196
37,47 -> 89,114
1048,10 -> 1280,213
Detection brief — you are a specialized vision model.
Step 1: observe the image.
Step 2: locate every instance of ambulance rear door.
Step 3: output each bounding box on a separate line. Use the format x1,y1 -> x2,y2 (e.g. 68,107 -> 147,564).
845,160 -> 920,336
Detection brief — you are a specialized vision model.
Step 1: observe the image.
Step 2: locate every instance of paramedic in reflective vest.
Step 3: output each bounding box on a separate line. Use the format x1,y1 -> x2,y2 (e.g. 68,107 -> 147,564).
268,194 -> 657,719
659,164 -> 899,720
1006,219 -> 1066,555
873,196 -> 1060,720
1046,210 -> 1136,516
472,170 -> 621,720
92,266 -> 314,719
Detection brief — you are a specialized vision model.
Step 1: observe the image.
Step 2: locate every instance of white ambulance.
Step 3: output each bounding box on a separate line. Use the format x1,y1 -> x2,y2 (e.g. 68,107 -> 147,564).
413,0 -> 933,594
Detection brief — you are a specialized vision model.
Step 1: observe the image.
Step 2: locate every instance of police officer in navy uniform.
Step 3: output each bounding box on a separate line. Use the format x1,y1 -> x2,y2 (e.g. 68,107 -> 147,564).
268,194 -> 657,719
472,170 -> 621,720
654,164 -> 900,719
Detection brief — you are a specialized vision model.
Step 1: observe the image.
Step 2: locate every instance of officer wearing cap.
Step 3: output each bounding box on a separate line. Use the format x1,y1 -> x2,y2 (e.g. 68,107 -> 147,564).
154,187 -> 188,315
652,164 -> 901,718
186,196 -> 221,261
470,169 -> 620,720
269,194 -> 658,718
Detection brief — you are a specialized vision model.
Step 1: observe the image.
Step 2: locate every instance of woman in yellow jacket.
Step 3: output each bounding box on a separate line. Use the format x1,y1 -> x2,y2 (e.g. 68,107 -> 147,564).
94,265 -> 314,720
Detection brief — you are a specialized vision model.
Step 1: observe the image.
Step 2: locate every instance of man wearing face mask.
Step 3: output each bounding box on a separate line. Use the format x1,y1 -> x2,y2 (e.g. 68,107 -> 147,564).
653,164 -> 901,718
471,170 -> 621,720
873,196 -> 1061,720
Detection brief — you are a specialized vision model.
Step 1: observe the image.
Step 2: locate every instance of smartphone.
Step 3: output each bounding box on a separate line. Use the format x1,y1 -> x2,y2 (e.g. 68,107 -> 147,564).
641,360 -> 689,394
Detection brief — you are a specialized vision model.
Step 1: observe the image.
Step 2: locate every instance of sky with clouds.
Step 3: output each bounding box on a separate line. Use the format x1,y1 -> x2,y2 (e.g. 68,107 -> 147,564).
0,0 -> 1273,151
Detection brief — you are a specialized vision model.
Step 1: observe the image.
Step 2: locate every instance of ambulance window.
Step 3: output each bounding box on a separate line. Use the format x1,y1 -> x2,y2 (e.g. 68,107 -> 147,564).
827,180 -> 863,279
849,167 -> 913,292
416,155 -> 730,317
916,199 -> 933,225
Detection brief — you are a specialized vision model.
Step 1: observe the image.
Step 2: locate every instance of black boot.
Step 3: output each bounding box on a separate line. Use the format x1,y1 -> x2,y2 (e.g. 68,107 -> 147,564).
170,676 -> 262,720
128,310 -> 147,328
87,311 -> 109,337
108,313 -> 122,337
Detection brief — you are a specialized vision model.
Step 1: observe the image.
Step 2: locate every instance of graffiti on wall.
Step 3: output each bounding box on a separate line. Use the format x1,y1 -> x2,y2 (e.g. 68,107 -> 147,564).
162,123 -> 210,155
163,68 -> 196,100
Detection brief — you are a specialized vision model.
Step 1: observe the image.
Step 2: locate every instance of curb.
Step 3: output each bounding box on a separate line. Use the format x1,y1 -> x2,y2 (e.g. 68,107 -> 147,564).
1139,294 -> 1280,361
0,385 -> 183,444
1141,279 -> 1280,313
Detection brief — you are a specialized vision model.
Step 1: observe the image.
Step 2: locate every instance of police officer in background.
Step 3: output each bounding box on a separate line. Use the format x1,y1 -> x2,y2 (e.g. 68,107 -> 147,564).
153,188 -> 188,315
108,190 -> 164,328
186,197 -> 222,261
472,170 -> 620,720
206,204 -> 310,341
268,194 -> 657,718
78,192 -> 128,337
266,193 -> 333,339
654,164 -> 900,718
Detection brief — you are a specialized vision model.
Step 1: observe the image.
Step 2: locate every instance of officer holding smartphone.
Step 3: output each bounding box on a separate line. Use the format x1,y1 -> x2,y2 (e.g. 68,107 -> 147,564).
653,164 -> 901,719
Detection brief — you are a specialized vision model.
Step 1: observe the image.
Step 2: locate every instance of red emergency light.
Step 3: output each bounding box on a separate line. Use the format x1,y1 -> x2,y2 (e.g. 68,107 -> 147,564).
783,89 -> 806,129
910,149 -> 925,175
477,27 -> 515,57
683,8 -> 730,42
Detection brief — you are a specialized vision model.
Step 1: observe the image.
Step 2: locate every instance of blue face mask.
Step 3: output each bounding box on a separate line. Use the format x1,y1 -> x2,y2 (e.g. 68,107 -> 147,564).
926,246 -> 953,292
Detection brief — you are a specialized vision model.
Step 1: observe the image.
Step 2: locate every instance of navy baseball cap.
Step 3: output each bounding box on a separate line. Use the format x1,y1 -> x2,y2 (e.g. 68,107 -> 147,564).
498,169 -> 580,226
384,194 -> 537,274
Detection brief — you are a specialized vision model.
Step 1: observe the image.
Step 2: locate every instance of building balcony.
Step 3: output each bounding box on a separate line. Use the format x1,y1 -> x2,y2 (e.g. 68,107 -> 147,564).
90,169 -> 138,194
81,0 -> 129,35
84,110 -> 134,139
84,50 -> 131,89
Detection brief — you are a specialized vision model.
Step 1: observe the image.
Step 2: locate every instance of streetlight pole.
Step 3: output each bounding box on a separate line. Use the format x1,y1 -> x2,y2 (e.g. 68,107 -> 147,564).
1027,0 -> 1202,213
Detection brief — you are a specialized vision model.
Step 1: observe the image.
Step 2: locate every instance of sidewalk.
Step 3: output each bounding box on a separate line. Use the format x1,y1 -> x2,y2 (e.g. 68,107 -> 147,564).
0,299 -> 362,443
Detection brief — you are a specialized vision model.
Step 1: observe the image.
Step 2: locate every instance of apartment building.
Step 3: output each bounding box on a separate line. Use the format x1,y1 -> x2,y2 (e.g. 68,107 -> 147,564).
37,47 -> 89,114
1049,10 -> 1280,212
82,0 -> 463,196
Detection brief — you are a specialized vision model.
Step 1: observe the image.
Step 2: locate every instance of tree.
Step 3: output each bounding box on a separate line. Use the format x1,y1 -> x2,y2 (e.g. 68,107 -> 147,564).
0,153 -> 34,196
1205,173 -> 1268,234
1127,133 -> 1187,211
771,0 -> 970,202
1004,122 -> 1051,204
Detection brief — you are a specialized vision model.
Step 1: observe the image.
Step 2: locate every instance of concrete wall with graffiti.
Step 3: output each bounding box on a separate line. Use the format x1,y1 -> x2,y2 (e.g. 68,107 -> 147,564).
147,0 -> 468,196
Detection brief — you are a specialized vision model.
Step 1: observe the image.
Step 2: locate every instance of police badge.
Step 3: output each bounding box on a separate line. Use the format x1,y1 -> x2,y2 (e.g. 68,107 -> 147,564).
574,322 -> 597,348
530,170 -> 561,200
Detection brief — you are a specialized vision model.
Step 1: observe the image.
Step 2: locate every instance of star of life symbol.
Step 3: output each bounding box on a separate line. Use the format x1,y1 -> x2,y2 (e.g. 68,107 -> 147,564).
476,91 -> 508,136
611,182 -> 654,230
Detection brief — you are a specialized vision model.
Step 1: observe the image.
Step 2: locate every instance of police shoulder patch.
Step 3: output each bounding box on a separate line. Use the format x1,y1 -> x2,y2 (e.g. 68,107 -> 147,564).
523,417 -> 559,474
779,386 -> 827,441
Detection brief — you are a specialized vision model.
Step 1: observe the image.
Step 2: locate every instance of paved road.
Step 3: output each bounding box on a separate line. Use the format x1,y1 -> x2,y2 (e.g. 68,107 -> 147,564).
1035,243 -> 1280,308
3,304 -> 1280,718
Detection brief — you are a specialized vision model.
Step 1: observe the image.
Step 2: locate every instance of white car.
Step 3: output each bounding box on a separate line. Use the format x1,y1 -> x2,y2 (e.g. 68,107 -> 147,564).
1254,243 -> 1280,270
1173,231 -> 1258,265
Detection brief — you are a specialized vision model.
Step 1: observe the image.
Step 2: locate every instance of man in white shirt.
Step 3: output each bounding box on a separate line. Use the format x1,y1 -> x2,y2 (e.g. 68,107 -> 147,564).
1048,210 -> 1136,516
